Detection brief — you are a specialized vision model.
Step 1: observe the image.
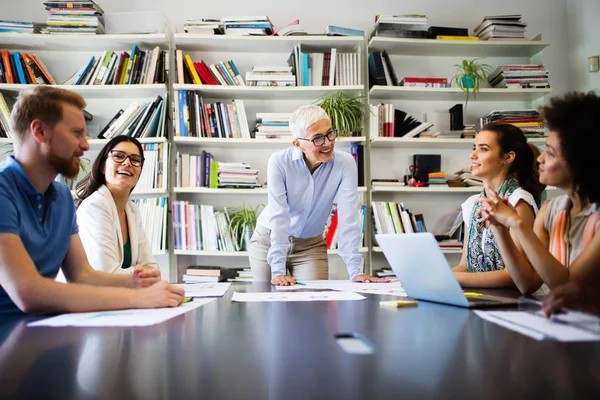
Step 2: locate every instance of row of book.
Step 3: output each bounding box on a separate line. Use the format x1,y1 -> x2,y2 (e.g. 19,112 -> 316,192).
369,51 -> 450,88
246,65 -> 294,87
371,14 -> 428,39
479,109 -> 546,136
0,20 -> 37,33
68,46 -> 168,86
176,152 -> 260,189
488,64 -> 550,89
288,45 -> 361,86
255,113 -> 291,138
0,50 -> 56,85
175,51 -> 243,86
135,143 -> 168,191
172,202 -> 240,252
97,96 -> 168,139
372,201 -> 428,238
474,15 -> 526,41
0,93 -> 12,138
323,204 -> 367,249
183,266 -> 253,283
131,197 -> 168,252
43,1 -> 105,35
370,104 -> 433,138
174,91 -> 251,138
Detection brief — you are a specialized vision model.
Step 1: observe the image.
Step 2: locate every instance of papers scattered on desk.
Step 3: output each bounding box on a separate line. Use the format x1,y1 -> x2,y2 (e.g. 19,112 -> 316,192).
474,310 -> 600,342
28,299 -> 214,327
275,280 -> 407,297
175,282 -> 231,297
232,291 -> 365,302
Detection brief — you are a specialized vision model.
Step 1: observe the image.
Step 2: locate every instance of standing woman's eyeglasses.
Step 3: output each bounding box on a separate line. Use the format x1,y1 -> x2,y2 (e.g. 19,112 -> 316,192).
108,150 -> 144,167
297,128 -> 338,147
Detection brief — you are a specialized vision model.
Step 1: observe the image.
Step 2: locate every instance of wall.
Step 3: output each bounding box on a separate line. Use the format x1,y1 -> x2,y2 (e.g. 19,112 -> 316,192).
566,0 -> 600,91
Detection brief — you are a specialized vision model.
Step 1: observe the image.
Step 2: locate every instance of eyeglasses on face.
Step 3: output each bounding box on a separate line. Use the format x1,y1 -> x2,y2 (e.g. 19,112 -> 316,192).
108,150 -> 144,167
297,128 -> 338,147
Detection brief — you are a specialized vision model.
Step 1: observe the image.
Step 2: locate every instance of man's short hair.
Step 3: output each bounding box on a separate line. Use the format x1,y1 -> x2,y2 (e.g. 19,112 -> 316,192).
10,86 -> 86,142
289,105 -> 330,139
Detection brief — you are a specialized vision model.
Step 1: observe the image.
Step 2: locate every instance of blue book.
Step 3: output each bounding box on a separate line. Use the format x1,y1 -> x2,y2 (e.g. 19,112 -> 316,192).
325,25 -> 364,37
302,53 -> 309,86
178,91 -> 189,137
13,53 -> 27,84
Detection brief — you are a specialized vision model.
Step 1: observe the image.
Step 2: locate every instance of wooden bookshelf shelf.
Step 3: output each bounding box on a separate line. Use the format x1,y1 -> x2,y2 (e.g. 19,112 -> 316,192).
368,37 -> 550,57
173,84 -> 365,100
174,34 -> 365,53
0,84 -> 167,99
369,86 -> 552,101
173,136 -> 366,148
0,33 -> 168,51
372,246 -> 462,254
370,137 -> 547,149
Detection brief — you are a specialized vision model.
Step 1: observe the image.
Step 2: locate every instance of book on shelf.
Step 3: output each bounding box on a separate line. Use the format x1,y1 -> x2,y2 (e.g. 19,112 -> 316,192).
370,104 -> 434,138
43,1 -> 105,34
0,50 -> 56,85
474,14 -> 527,41
176,51 -> 243,86
275,19 -> 306,36
184,266 -> 241,282
97,96 -> 167,139
288,44 -> 361,87
372,201 -> 427,238
325,25 -> 364,37
323,203 -> 366,249
131,197 -> 168,252
0,20 -> 36,34
183,18 -> 223,35
427,26 -> 469,38
222,16 -> 274,36
0,92 -> 13,138
400,77 -> 450,88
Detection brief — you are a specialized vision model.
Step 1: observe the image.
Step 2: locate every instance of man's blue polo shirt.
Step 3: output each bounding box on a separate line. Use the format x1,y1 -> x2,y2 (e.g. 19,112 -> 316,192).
0,156 -> 78,314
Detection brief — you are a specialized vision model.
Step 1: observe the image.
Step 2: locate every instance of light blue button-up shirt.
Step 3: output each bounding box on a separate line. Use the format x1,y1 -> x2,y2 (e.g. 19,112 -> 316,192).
256,147 -> 363,279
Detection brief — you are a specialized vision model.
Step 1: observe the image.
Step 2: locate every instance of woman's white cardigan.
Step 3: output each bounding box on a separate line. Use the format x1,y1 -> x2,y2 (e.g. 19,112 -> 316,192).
77,185 -> 156,274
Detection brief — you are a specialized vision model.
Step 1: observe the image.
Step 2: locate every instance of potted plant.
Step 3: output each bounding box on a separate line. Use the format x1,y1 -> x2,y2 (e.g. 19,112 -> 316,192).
316,91 -> 370,137
451,58 -> 493,107
227,203 -> 263,251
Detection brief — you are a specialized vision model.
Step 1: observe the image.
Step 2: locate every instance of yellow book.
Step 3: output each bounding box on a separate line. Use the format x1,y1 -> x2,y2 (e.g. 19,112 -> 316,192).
184,54 -> 202,85
436,36 -> 480,41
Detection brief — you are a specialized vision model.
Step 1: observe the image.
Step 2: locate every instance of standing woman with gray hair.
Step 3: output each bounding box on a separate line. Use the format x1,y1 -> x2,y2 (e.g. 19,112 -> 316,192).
249,105 -> 388,286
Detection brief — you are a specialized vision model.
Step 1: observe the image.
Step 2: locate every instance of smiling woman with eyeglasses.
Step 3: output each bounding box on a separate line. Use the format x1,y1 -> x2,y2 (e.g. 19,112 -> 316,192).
74,136 -> 160,280
249,105 -> 389,286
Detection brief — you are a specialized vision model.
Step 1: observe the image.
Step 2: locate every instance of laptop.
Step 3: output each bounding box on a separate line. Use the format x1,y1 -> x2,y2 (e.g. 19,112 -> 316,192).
376,233 -> 520,308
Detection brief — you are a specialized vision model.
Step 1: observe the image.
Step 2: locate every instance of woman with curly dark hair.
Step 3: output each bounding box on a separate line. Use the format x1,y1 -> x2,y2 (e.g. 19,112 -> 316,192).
477,91 -> 600,296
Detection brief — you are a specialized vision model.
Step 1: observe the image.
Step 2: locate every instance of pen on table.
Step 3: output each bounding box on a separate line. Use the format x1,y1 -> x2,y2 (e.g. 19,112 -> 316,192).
463,292 -> 483,297
295,281 -> 307,286
183,297 -> 193,303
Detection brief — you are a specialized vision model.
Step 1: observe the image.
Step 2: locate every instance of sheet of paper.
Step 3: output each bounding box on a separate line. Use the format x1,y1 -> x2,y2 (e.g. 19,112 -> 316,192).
232,291 -> 365,302
28,299 -> 214,327
474,310 -> 600,342
275,280 -> 407,297
175,282 -> 231,297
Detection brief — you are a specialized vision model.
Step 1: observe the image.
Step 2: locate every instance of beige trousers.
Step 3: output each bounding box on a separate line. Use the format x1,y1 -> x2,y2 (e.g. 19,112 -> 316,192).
248,225 -> 329,282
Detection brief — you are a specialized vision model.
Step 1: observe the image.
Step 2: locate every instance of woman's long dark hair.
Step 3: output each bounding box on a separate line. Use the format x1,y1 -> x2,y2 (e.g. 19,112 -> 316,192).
75,136 -> 145,208
482,122 -> 546,205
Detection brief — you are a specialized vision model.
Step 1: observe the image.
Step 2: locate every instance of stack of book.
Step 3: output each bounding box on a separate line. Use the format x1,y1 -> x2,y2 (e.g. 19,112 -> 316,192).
174,92 -> 250,138
43,1 -> 104,34
0,93 -> 12,138
67,46 -> 167,85
400,77 -> 450,88
480,109 -> 546,137
452,168 -> 483,187
428,172 -> 448,187
372,201 -> 427,237
183,266 -> 240,283
229,269 -> 254,282
488,64 -> 550,89
217,162 -> 260,189
183,18 -> 223,34
0,20 -> 36,33
474,15 -> 527,41
0,50 -> 56,84
246,66 -> 295,87
222,16 -> 274,36
371,14 -> 428,38
375,269 -> 396,279
463,124 -> 476,138
254,113 -> 291,138
97,96 -> 167,139
176,51 -> 244,86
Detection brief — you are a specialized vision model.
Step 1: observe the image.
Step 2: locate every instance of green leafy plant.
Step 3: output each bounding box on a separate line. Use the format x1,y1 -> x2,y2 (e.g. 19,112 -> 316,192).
227,203 -> 264,251
451,58 -> 493,107
316,91 -> 369,137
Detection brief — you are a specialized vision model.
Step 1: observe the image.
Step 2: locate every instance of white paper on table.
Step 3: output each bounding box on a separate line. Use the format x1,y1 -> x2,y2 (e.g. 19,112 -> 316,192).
275,280 -> 407,297
28,299 -> 214,327
474,310 -> 600,342
174,282 -> 231,297
232,291 -> 365,302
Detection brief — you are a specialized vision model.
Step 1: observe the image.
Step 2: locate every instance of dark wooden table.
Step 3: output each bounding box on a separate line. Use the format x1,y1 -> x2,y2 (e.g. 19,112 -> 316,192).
0,283 -> 599,400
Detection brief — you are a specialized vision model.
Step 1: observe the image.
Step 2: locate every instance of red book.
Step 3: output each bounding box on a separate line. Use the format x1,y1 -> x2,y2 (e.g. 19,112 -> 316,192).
403,77 -> 448,83
325,210 -> 338,249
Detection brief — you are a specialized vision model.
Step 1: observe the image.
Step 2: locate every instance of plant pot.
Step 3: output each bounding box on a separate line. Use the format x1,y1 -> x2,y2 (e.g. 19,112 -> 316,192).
461,75 -> 475,89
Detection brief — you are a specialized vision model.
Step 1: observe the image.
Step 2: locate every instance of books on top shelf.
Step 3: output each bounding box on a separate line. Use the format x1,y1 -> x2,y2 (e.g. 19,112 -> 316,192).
222,16 -> 274,36
288,44 -> 361,87
255,113 -> 291,138
65,46 -> 168,85
174,91 -> 251,138
371,14 -> 428,39
0,50 -> 56,85
246,65 -> 295,87
176,51 -> 244,86
480,109 -> 546,137
473,15 -> 527,41
487,64 -> 550,89
0,20 -> 37,34
325,25 -> 364,37
275,19 -> 307,36
131,197 -> 168,252
183,18 -> 224,35
42,1 -> 105,34
97,95 -> 168,139
176,151 -> 260,189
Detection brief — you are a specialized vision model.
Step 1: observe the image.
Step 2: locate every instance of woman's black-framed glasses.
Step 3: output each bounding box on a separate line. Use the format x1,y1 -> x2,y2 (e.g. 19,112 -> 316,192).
297,128 -> 338,147
108,150 -> 144,167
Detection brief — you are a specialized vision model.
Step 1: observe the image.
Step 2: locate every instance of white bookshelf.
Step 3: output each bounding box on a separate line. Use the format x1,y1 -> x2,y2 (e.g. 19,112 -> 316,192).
173,136 -> 366,148
173,84 -> 365,100
0,32 -> 167,51
0,83 -> 167,99
368,36 -> 550,57
372,186 -> 483,193
174,247 -> 369,256
371,136 -> 547,149
369,86 -> 552,101
372,246 -> 462,255
88,136 -> 168,147
174,187 -> 368,194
